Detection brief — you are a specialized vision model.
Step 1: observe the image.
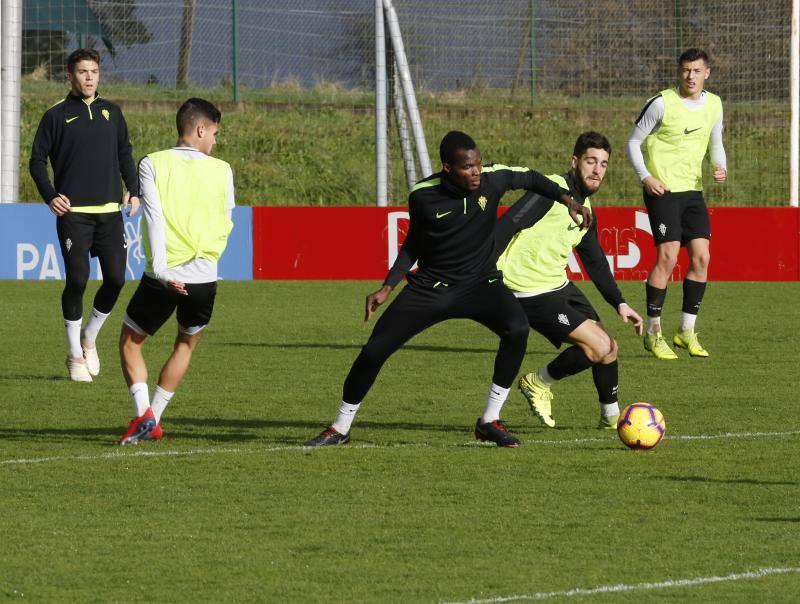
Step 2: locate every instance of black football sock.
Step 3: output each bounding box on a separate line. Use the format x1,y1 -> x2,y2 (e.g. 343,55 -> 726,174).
645,283 -> 667,318
547,346 -> 593,380
592,361 -> 619,405
681,278 -> 707,315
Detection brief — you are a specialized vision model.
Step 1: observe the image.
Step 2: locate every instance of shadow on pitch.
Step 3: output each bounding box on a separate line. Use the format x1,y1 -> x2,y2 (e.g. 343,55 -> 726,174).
220,341 -> 498,354
0,418 -> 475,446
0,426 -> 119,443
169,416 -> 468,433
664,475 -> 800,486
752,517 -> 800,523
0,374 -> 69,381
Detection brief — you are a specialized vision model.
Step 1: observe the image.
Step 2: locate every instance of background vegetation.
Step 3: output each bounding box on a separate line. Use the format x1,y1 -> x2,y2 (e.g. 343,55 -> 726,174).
19,80 -> 789,206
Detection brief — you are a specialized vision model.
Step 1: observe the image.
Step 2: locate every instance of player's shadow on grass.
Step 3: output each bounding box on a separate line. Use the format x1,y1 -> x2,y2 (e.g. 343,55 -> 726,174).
167,416 -> 473,444
664,475 -> 800,486
0,374 -> 69,381
221,341 -> 500,354
0,426 -> 119,443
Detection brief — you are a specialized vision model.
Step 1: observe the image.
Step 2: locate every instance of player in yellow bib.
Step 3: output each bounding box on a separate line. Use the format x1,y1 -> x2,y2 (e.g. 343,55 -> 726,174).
117,98 -> 235,445
496,132 -> 643,429
627,48 -> 727,359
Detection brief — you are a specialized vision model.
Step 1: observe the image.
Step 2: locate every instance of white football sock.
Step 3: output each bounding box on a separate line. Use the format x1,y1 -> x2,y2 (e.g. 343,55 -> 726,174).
151,385 -> 174,424
600,402 -> 620,418
129,382 -> 150,417
64,318 -> 83,359
331,401 -> 360,435
81,307 -> 110,344
537,367 -> 556,386
481,383 -> 510,423
680,312 -> 697,332
647,317 -> 662,335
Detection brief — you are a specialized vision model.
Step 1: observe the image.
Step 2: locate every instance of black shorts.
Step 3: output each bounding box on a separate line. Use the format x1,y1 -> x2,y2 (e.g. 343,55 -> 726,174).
643,190 -> 711,246
124,274 -> 218,336
56,210 -> 126,259
516,282 -> 599,348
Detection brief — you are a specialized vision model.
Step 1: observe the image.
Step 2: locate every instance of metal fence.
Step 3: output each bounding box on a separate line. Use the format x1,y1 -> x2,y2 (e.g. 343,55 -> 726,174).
19,0 -> 796,204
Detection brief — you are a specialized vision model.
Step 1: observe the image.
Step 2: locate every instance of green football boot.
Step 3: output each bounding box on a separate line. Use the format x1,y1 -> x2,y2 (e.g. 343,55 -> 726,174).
518,371 -> 555,427
673,329 -> 709,357
643,331 -> 678,360
597,414 -> 619,430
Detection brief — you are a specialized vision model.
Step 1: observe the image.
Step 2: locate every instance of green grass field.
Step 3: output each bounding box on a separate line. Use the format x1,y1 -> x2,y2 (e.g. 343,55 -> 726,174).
2,280 -> 799,602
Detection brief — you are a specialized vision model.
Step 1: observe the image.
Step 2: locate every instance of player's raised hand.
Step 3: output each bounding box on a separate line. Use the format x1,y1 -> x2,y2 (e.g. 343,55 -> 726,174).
365,284 -> 393,322
713,165 -> 727,183
48,194 -> 71,216
618,303 -> 644,336
122,192 -> 141,217
642,176 -> 669,197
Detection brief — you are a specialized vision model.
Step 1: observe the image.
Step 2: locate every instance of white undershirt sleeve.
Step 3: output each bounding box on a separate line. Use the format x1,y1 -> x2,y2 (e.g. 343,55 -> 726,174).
226,166 -> 235,220
709,110 -> 727,170
627,95 -> 664,182
138,156 -> 170,283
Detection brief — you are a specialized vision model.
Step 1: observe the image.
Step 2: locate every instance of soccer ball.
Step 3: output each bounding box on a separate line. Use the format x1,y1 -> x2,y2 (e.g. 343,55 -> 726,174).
617,403 -> 666,450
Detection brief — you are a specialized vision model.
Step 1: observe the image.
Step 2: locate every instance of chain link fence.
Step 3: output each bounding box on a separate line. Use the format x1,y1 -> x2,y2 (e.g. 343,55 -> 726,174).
20,0 -> 794,204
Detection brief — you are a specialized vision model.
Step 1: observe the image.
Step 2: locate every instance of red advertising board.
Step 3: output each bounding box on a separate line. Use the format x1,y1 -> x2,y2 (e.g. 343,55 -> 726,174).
253,206 -> 800,281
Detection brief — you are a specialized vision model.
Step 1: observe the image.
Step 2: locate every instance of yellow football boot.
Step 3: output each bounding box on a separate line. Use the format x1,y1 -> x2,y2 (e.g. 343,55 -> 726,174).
518,371 -> 555,427
673,329 -> 709,357
597,414 -> 619,430
643,331 -> 678,360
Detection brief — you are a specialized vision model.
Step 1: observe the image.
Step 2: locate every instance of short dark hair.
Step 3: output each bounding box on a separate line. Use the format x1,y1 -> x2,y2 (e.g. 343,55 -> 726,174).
679,48 -> 709,65
439,130 -> 477,164
67,49 -> 101,73
573,131 -> 611,158
176,98 -> 222,136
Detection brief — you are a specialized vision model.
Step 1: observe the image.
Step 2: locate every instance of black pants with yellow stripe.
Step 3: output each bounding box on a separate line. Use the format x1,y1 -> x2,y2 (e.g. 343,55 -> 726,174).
342,275 -> 529,404
56,210 -> 126,321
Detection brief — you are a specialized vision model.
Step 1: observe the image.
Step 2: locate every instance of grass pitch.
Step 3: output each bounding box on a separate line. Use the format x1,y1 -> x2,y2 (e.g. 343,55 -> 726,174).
1,280 -> 799,602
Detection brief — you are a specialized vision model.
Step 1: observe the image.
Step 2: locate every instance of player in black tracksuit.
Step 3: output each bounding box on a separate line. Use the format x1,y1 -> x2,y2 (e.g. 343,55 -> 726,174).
29,49 -> 139,381
306,131 -> 592,447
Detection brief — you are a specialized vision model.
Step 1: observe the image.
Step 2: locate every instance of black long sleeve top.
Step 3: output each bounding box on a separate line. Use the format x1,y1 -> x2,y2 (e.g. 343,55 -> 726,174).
29,92 -> 138,205
384,165 -> 566,287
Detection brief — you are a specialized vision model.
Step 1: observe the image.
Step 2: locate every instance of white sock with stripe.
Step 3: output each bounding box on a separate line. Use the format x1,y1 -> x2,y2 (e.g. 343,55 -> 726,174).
81,307 -> 110,344
65,318 -> 83,359
150,385 -> 174,424
481,383 -> 510,423
647,317 -> 662,335
600,402 -> 620,418
129,383 -> 150,417
680,312 -> 697,332
537,367 -> 557,386
332,401 -> 360,435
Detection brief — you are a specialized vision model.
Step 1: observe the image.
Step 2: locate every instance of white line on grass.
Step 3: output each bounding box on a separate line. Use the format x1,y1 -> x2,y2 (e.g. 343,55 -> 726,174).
443,566 -> 800,603
1,430 -> 799,467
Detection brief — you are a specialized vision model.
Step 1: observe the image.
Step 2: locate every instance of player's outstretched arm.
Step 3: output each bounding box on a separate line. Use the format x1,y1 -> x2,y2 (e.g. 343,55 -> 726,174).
365,284 -> 393,322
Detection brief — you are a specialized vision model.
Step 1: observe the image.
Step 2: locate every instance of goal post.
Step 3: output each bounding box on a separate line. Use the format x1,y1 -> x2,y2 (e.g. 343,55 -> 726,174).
375,0 -> 431,205
1,0 -> 23,204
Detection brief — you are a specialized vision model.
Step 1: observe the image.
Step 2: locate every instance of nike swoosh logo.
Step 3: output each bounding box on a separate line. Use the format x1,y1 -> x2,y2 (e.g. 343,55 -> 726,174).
567,224 -> 579,230
65,116 -> 79,124
488,278 -> 499,283
683,127 -> 702,135
436,211 -> 452,219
